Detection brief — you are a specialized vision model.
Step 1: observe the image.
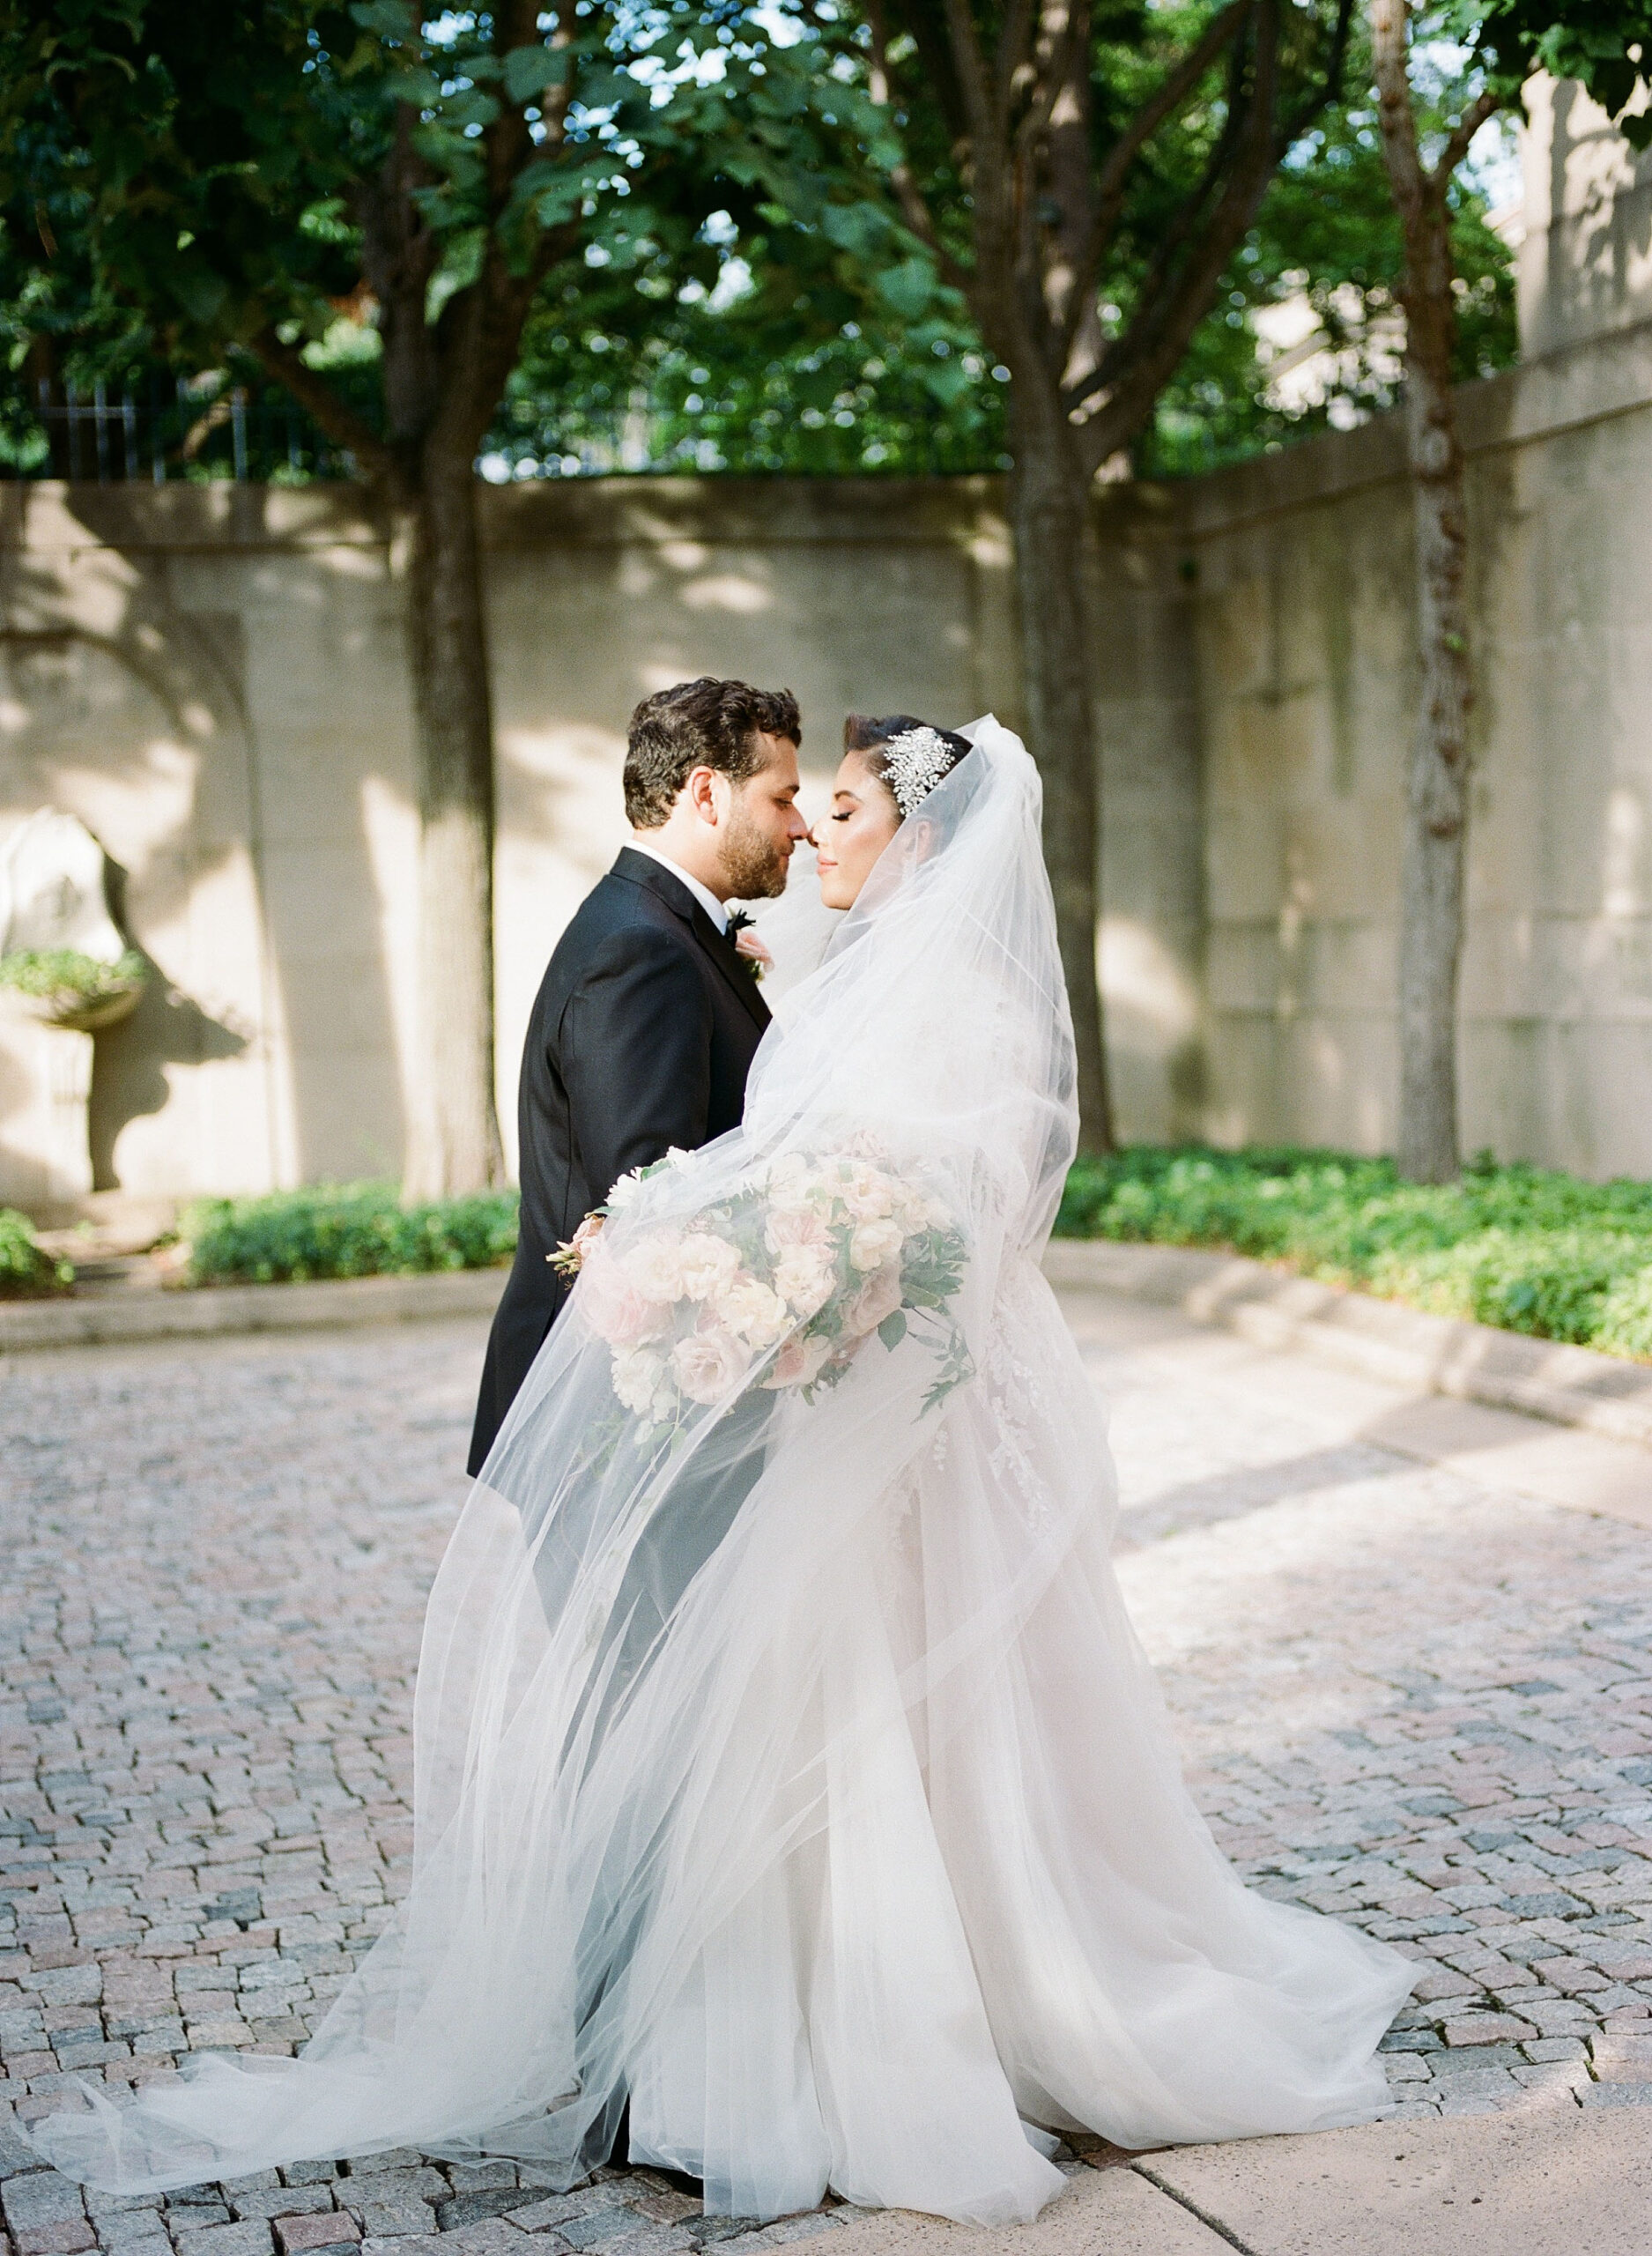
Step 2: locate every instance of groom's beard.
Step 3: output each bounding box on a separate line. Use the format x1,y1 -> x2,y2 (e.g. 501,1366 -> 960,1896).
717,805 -> 790,900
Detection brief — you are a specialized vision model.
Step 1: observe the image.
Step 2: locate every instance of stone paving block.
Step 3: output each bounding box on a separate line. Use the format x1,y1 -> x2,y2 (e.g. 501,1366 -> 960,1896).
174,2227 -> 273,2256
503,2200 -> 594,2236
3,2178 -> 89,2237
271,2215 -> 359,2255
434,2195 -> 531,2236
1439,2013 -> 1538,2046
98,2222 -> 173,2256
229,2195 -> 337,2224
348,2201 -> 431,2242
440,2223 -> 536,2256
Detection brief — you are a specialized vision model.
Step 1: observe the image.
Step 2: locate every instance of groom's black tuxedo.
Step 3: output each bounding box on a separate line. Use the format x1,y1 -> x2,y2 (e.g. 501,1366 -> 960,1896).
468,846 -> 771,1475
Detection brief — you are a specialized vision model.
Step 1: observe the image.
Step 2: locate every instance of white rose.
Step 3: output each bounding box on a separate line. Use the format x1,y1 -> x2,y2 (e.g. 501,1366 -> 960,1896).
767,1152 -> 810,1200
716,1273 -> 793,1348
671,1327 -> 752,1406
891,1183 -> 932,1233
773,1244 -> 836,1317
848,1217 -> 905,1273
611,1346 -> 670,1418
605,1168 -> 648,1213
625,1234 -> 686,1304
840,1165 -> 895,1221
675,1232 -> 743,1301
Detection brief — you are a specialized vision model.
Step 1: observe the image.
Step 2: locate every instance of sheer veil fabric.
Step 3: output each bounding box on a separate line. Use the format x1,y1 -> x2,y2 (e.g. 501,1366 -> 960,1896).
32,719 -> 1411,2221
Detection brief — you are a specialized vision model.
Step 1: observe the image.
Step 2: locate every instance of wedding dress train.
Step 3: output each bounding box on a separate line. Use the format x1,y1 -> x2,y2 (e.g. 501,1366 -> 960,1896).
32,719 -> 1411,2222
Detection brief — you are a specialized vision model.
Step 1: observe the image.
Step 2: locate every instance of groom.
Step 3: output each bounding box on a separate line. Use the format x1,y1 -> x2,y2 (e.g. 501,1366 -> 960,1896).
468,676 -> 807,1475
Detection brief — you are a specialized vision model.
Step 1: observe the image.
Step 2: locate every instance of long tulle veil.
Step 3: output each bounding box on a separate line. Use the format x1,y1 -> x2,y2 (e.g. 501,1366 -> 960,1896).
31,717 -> 1408,2222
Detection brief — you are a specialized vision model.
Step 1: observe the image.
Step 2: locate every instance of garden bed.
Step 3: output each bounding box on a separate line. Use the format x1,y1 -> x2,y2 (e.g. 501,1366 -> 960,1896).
12,1154 -> 1652,1371
181,1182 -> 520,1284
1053,1147 -> 1652,1362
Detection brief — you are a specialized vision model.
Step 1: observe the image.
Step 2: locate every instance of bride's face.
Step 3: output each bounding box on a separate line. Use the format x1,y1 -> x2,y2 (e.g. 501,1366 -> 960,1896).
816,752 -> 901,909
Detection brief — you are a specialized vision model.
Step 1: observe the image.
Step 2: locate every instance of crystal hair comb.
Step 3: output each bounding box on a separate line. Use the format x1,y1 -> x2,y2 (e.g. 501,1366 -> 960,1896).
881,725 -> 956,818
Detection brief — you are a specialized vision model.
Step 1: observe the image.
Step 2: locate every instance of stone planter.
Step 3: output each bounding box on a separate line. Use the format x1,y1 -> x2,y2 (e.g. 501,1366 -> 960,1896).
2,972 -> 145,1034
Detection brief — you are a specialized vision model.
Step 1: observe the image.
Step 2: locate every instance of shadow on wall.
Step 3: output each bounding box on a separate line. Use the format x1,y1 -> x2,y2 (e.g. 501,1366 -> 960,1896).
1537,78 -> 1652,352
0,480 -> 413,1196
87,856 -> 248,1191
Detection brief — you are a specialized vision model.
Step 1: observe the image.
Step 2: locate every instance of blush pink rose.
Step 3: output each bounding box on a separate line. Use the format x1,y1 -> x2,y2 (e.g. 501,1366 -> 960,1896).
581,1248 -> 671,1346
761,1332 -> 834,1390
670,1326 -> 751,1406
766,1204 -> 831,1254
843,1261 -> 903,1340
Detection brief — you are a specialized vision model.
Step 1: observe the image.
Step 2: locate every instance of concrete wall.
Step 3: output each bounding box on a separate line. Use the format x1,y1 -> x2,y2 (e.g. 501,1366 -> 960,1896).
0,478 -> 1088,1207
1170,313 -> 1652,1175
1520,75 -> 1652,359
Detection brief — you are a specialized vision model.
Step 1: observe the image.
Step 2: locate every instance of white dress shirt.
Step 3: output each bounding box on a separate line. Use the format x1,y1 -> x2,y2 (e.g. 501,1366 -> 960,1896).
626,837 -> 730,935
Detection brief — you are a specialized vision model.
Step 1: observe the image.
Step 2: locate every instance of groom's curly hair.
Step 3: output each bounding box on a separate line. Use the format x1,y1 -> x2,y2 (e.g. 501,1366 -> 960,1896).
625,678 -> 801,828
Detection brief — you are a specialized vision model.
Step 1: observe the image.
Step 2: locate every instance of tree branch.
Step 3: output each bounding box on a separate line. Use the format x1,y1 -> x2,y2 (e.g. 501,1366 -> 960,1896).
1068,0 -> 1250,343
485,0 -> 559,201
249,329 -> 396,480
1427,83 -> 1506,192
1065,18 -> 1253,413
994,0 -> 1042,130
1275,0 -> 1352,149
940,0 -> 997,152
867,0 -> 970,290
1069,0 -> 1281,467
1089,0 -> 1249,252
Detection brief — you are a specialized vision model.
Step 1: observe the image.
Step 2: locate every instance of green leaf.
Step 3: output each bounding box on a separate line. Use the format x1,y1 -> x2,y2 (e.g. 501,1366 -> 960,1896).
820,201 -> 887,259
878,1310 -> 907,1350
504,44 -> 568,104
875,255 -> 935,321
350,1 -> 419,37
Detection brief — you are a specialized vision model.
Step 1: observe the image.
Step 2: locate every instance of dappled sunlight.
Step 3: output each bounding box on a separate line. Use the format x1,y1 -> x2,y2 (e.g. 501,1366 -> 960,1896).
678,572 -> 773,614
1098,914 -> 1199,1052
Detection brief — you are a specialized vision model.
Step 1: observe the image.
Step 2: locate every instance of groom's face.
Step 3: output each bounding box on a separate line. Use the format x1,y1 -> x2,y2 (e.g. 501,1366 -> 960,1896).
717,733 -> 806,900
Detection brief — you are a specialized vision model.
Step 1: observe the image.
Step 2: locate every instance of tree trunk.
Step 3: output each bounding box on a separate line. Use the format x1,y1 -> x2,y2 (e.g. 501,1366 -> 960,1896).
1371,0 -> 1471,1184
1395,332 -> 1471,1184
1007,382 -> 1115,1153
400,445 -> 505,1198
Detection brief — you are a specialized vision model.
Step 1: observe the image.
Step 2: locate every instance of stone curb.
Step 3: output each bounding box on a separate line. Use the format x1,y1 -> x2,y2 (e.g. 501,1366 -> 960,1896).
1043,1237 -> 1652,1454
8,1243 -> 1652,1464
0,1265 -> 505,1353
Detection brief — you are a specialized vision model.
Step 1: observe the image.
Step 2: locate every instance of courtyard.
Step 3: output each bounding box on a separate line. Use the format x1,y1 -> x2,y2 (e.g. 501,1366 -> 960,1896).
5,1288 -> 1652,2252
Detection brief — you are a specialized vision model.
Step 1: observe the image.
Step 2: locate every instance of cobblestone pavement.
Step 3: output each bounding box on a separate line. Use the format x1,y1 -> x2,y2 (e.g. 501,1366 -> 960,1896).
5,1298 -> 1652,2256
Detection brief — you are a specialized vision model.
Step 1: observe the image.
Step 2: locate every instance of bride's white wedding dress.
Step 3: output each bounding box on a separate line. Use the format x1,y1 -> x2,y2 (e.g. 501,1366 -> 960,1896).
33,719 -> 1411,2222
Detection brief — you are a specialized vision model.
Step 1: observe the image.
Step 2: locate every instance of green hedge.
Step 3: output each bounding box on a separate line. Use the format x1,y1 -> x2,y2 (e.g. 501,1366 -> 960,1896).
184,1182 -> 520,1285
1054,1146 -> 1652,1360
156,1151 -> 1652,1363
0,1206 -> 72,1296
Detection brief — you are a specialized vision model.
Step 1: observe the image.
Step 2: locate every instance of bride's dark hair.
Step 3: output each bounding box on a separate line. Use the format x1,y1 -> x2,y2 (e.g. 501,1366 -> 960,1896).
844,713 -> 972,816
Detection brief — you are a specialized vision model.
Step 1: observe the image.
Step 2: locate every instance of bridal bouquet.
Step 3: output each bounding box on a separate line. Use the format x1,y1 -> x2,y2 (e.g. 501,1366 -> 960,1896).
578,1145 -> 973,1433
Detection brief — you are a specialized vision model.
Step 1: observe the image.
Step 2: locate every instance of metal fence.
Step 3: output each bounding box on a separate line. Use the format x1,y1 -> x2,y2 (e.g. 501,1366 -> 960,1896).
8,374 -> 356,483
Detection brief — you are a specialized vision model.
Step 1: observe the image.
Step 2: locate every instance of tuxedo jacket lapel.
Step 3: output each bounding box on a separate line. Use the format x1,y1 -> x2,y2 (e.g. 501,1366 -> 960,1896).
611,848 -> 770,1032
689,905 -> 772,1031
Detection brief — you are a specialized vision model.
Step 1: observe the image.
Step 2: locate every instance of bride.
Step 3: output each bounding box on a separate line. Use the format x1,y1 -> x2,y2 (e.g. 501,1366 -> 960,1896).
32,716 -> 1410,2222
